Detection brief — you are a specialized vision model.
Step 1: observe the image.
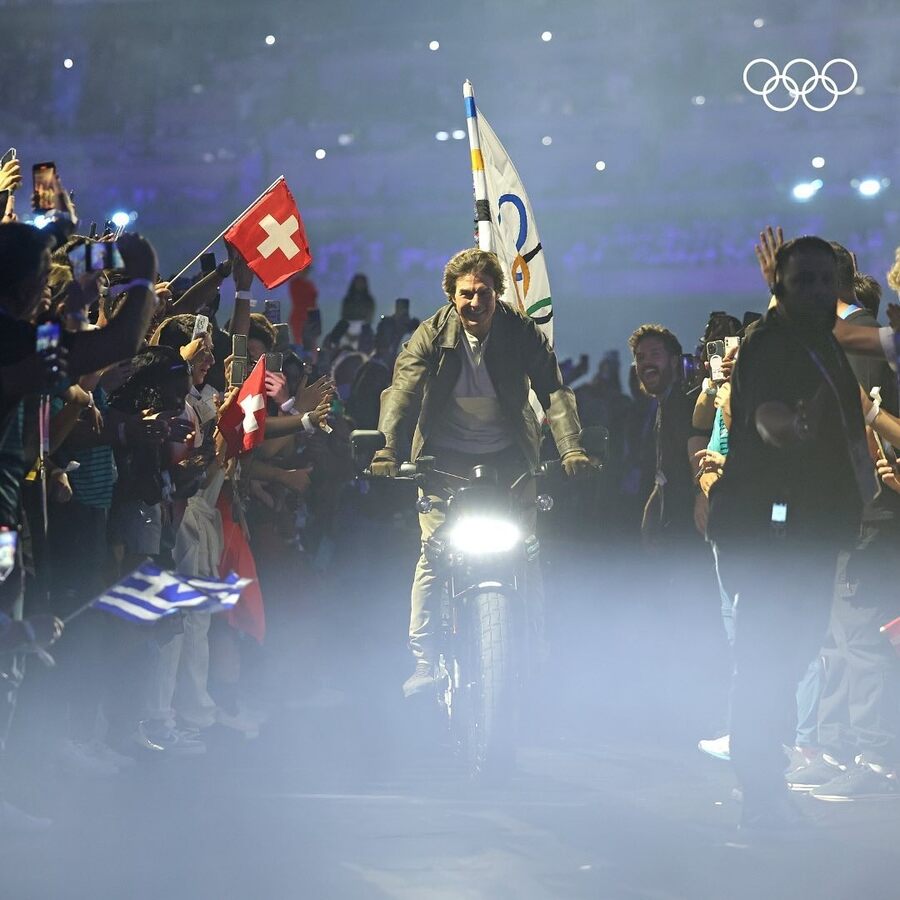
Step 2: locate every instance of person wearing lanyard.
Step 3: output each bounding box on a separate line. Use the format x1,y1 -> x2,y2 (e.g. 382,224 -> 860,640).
707,236 -> 875,835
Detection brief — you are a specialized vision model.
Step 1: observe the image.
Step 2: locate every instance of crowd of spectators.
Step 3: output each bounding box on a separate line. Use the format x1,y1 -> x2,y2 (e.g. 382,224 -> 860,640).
2,146 -> 900,836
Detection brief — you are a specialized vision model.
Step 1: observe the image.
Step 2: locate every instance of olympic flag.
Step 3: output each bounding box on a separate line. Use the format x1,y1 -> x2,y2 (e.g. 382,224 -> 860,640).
463,81 -> 553,346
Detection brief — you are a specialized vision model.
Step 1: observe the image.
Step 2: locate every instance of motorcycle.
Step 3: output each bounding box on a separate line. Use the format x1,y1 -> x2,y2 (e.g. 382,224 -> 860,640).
351,427 -> 606,782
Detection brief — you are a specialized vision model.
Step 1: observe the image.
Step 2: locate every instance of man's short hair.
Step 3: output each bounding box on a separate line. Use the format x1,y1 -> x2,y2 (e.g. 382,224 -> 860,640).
441,248 -> 507,302
628,324 -> 683,358
829,241 -> 856,295
772,236 -> 837,293
853,273 -> 882,318
249,312 -> 276,350
0,223 -> 52,300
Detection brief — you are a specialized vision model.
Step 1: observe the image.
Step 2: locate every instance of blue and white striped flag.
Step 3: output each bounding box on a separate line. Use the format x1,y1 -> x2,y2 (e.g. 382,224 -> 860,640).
91,562 -> 251,623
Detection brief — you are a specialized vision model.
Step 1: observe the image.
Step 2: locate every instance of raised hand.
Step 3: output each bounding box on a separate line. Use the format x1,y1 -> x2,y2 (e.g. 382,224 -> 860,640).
754,225 -> 784,290
294,373 -> 334,415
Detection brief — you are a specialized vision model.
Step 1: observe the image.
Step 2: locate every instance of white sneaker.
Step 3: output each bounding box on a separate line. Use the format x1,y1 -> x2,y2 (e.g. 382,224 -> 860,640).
698,734 -> 731,761
89,740 -> 136,769
0,799 -> 52,833
57,739 -> 120,778
132,721 -> 206,756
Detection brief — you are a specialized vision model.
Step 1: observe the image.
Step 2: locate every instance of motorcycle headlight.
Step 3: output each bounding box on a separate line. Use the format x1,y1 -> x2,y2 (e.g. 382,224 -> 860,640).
446,515 -> 521,555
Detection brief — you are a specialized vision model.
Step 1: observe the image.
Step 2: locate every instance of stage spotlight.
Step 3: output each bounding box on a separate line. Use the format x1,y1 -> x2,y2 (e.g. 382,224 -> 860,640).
110,211 -> 131,229
791,180 -> 822,202
753,18 -> 765,28
541,135 -> 552,146
811,156 -> 825,169
435,131 -> 449,141
857,178 -> 882,197
265,35 -> 275,46
691,95 -> 706,106
315,149 -> 326,160
451,130 -> 466,140
63,58 -> 74,69
32,214 -> 50,229
595,161 -> 606,171
541,31 -> 552,42
429,40 -> 440,51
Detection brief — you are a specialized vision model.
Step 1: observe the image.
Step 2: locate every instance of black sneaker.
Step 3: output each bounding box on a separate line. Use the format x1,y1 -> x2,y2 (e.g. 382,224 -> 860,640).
811,759 -> 900,802
786,753 -> 846,791
738,793 -> 816,842
402,660 -> 437,698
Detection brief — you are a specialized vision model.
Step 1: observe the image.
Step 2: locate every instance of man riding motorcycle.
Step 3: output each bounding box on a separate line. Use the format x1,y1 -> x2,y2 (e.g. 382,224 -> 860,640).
368,248 -> 593,696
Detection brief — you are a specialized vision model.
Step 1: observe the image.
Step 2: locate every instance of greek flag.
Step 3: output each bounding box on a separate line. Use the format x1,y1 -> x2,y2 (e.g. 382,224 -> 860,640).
92,563 -> 251,623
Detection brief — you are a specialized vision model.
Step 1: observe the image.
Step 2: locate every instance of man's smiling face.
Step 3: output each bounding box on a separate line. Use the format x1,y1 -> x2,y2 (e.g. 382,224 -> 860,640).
633,335 -> 678,397
452,271 -> 497,340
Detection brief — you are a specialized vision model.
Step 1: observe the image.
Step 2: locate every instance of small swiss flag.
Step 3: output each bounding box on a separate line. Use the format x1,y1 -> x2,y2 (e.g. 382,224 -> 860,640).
224,178 -> 312,289
218,357 -> 267,457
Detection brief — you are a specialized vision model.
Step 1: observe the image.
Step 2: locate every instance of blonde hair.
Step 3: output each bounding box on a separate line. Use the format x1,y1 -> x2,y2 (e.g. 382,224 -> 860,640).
887,247 -> 900,293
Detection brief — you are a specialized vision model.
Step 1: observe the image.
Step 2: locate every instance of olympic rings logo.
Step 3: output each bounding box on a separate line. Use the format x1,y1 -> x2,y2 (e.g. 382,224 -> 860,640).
742,59 -> 858,112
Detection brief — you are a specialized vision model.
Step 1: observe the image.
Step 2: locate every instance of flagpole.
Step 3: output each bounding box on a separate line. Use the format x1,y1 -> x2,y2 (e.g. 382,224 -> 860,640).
463,80 -> 493,253
167,176 -> 285,283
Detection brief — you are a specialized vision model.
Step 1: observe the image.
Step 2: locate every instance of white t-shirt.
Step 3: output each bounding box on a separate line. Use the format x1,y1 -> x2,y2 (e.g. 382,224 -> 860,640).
429,329 -> 515,454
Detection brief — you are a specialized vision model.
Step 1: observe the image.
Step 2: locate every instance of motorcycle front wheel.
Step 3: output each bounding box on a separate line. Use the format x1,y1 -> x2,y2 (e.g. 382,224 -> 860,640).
466,590 -> 516,783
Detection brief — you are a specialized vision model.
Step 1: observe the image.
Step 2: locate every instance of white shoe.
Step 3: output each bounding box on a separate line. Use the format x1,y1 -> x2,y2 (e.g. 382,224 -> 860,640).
57,739 -> 120,778
0,799 -> 52,833
698,734 -> 731,761
132,721 -> 206,756
89,740 -> 136,769
215,708 -> 260,739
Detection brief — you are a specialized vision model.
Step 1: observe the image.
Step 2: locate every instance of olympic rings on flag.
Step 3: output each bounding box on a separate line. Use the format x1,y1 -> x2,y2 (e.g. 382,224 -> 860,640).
742,58 -> 858,112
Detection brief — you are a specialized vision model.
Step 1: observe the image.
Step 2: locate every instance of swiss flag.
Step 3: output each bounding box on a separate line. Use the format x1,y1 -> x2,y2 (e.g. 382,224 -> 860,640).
218,357 -> 267,457
224,178 -> 312,289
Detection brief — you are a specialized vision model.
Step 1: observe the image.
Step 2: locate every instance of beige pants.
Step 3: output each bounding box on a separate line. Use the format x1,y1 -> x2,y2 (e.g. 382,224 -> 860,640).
408,445 -> 542,660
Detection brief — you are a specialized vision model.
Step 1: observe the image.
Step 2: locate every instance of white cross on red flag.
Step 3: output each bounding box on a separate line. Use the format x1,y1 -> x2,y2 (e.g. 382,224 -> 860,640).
224,178 -> 312,289
218,357 -> 267,457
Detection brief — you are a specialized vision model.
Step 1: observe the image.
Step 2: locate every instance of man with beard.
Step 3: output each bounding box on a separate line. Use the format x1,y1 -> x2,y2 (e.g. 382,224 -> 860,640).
708,236 -> 875,833
628,324 -> 707,547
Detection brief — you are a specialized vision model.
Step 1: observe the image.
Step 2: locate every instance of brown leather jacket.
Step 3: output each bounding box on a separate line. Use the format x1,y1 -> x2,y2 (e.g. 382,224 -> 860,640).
377,301 -> 583,467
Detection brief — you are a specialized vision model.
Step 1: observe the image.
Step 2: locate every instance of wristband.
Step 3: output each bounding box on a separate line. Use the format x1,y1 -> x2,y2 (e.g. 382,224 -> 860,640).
866,386 -> 882,426
235,290 -> 257,307
280,398 -> 298,415
300,412 -> 316,434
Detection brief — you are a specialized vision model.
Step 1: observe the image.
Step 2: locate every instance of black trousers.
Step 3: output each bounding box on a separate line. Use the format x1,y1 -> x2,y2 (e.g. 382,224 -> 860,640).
715,539 -> 839,808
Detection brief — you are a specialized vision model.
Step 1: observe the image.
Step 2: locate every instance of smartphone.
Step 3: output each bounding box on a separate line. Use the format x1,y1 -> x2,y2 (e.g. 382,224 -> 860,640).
199,252 -> 217,275
264,299 -> 281,323
88,242 -> 124,272
1,148 -> 15,167
192,314 -> 210,340
265,352 -> 284,373
32,162 -> 58,211
68,244 -> 88,278
36,321 -> 62,352
272,322 -> 290,349
232,334 -> 248,359
707,336 -> 740,383
230,359 -> 248,387
0,528 -> 17,583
